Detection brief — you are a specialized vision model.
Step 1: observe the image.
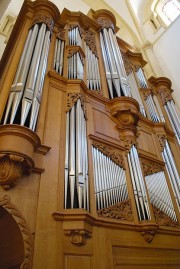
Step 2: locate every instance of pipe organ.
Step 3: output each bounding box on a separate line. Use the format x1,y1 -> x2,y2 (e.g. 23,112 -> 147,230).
0,2 -> 180,268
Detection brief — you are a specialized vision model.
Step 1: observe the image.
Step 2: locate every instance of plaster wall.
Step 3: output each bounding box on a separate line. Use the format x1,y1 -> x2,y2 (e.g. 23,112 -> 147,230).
153,16 -> 180,107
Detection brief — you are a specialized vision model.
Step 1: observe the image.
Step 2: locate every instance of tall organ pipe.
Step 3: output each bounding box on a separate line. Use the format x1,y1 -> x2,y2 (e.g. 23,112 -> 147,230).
165,100 -> 180,144
127,145 -> 151,220
53,38 -> 65,75
99,27 -> 131,98
162,140 -> 180,210
3,23 -> 51,130
64,100 -> 89,210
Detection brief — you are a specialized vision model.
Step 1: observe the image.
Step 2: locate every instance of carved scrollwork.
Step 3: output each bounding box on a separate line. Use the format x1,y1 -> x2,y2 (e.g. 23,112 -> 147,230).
56,28 -> 66,41
141,89 -> 152,100
97,17 -> 114,30
84,29 -> 97,56
69,24 -> 82,36
67,93 -> 87,119
152,205 -> 180,228
141,159 -> 164,176
157,134 -> 167,151
64,229 -> 91,246
32,14 -> 54,34
140,230 -> 155,243
0,154 -> 32,189
0,195 -> 34,268
92,140 -> 125,168
121,136 -> 137,153
97,199 -> 133,221
158,88 -> 173,106
121,50 -> 133,76
68,48 -> 84,65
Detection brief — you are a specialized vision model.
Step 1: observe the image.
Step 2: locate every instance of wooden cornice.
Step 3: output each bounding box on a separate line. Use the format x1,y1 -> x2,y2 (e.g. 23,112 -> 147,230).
117,37 -> 135,52
60,8 -> 100,31
126,50 -> 147,67
148,76 -> 172,90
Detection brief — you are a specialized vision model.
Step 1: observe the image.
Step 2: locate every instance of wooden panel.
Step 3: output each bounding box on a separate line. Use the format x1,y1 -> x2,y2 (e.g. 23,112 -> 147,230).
113,246 -> 180,269
138,130 -> 157,156
64,255 -> 92,269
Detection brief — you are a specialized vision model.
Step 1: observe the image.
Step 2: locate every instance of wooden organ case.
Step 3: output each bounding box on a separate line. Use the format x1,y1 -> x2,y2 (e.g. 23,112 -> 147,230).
0,1 -> 180,268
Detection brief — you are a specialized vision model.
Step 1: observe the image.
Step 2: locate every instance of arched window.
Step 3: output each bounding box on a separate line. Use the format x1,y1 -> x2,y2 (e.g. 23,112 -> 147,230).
162,0 -> 180,23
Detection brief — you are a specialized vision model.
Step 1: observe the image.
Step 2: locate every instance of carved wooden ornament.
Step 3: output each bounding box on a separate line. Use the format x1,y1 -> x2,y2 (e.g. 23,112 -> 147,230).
140,230 -> 155,243
0,195 -> 33,269
97,199 -> 133,221
32,14 -> 54,34
56,28 -> 66,41
157,135 -> 167,151
0,154 -> 32,189
64,229 -> 91,246
67,93 -> 87,119
152,205 -> 179,228
121,50 -> 133,76
84,29 -> 98,56
97,17 -> 114,30
92,140 -> 125,169
141,159 -> 164,176
158,88 -> 173,106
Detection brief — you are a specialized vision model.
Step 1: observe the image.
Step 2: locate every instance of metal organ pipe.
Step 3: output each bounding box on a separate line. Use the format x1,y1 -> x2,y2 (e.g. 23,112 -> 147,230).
3,23 -> 51,130
53,37 -> 65,75
127,71 -> 146,117
135,67 -> 148,89
162,140 -> 180,210
85,43 -> 101,90
99,27 -> 131,98
92,146 -> 128,210
145,171 -> 177,221
64,100 -> 89,210
165,100 -> 180,144
127,145 -> 151,220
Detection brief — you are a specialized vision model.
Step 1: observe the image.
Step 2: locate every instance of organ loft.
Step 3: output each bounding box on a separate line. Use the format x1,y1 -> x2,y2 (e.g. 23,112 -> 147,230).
0,0 -> 180,268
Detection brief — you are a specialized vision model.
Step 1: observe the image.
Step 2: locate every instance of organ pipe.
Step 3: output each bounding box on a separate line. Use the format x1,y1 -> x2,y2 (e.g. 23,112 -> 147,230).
68,26 -> 82,47
3,23 -> 51,130
165,100 -> 180,144
135,67 -> 148,88
99,27 -> 131,98
127,145 -> 151,220
68,51 -> 84,80
145,171 -> 177,221
53,37 -> 65,75
92,146 -> 128,210
162,140 -> 180,210
64,100 -> 89,210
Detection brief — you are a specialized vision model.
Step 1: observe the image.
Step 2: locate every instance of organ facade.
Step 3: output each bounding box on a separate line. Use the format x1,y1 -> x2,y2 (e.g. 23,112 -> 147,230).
0,0 -> 180,268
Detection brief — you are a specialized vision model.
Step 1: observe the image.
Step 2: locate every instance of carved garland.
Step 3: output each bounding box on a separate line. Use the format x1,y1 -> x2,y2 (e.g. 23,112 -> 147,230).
152,205 -> 179,228
121,50 -> 133,76
67,93 -> 87,119
157,134 -> 167,151
56,28 -> 66,41
0,195 -> 34,269
64,229 -> 91,246
32,15 -> 54,34
96,17 -> 114,30
141,159 -> 164,176
84,29 -> 98,56
92,140 -> 125,169
97,199 -> 133,221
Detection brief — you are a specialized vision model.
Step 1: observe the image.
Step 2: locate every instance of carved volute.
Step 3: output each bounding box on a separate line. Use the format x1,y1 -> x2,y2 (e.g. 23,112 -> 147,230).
148,77 -> 173,105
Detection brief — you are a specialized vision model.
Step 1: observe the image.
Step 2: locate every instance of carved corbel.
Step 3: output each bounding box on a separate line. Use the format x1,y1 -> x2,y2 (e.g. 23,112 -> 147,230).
140,230 -> 155,243
0,154 -> 32,189
67,93 -> 87,119
64,229 -> 91,246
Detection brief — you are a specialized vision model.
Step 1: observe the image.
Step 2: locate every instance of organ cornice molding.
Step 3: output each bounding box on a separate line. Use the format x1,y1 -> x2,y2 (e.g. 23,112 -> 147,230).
97,199 -> 133,221
92,140 -> 125,168
126,50 -> 147,68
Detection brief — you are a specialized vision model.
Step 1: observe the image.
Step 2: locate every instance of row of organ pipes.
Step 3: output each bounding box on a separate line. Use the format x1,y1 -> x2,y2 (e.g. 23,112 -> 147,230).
2,18 -> 180,222
3,23 -> 50,131
65,99 -> 89,210
92,146 -> 128,210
